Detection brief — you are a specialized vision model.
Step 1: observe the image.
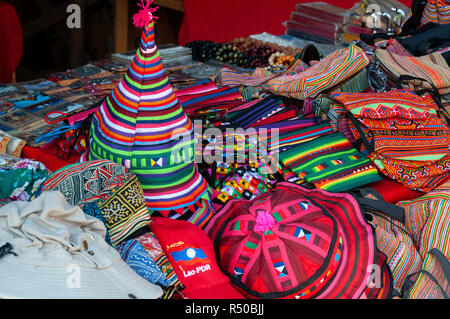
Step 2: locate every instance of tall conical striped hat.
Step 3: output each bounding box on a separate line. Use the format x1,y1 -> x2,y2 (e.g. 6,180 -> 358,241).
86,0 -> 213,227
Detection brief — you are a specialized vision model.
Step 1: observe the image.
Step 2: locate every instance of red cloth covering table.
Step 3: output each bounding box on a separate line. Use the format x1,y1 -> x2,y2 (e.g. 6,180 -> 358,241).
21,141 -> 80,173
368,176 -> 426,204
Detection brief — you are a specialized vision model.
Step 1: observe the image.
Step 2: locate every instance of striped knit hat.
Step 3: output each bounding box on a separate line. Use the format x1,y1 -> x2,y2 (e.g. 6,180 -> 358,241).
85,0 -> 213,227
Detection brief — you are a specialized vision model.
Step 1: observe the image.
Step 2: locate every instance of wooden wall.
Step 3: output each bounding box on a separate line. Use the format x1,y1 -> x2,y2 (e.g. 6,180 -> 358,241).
2,0 -> 183,81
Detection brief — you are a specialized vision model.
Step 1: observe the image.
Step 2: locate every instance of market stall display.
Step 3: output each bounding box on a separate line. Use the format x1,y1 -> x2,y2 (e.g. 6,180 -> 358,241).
0,0 -> 449,300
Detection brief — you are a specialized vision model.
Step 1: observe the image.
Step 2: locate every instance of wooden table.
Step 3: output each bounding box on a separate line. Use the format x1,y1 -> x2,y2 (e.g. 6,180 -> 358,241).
114,0 -> 184,53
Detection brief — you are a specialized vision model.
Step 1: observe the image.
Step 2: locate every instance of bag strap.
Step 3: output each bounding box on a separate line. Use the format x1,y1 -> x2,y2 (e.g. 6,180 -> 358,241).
360,20 -> 435,46
64,113 -> 93,160
401,248 -> 450,299
401,0 -> 429,34
0,242 -> 17,259
349,188 -> 406,224
345,111 -> 375,154
429,248 -> 450,290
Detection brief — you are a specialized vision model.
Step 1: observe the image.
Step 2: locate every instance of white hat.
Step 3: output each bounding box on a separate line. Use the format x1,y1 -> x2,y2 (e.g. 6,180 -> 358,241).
0,191 -> 163,299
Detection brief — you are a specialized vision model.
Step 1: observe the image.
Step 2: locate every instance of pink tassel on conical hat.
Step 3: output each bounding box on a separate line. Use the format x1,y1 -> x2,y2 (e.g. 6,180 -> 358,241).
132,0 -> 159,28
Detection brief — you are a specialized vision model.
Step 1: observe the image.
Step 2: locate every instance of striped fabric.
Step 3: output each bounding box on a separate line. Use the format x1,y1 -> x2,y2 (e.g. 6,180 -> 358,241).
218,59 -> 309,88
229,95 -> 285,128
375,48 -> 450,94
421,0 -> 450,25
313,68 -> 370,118
178,86 -> 242,107
374,39 -> 413,56
267,122 -> 333,153
248,108 -> 299,127
252,118 -> 323,137
397,180 -> 450,299
174,80 -> 218,98
86,21 -> 213,224
365,210 -> 423,294
278,132 -> 381,192
219,68 -> 278,88
262,45 -> 369,100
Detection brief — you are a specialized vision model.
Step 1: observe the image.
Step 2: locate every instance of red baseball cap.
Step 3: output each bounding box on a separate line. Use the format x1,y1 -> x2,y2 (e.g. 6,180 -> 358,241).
150,217 -> 245,299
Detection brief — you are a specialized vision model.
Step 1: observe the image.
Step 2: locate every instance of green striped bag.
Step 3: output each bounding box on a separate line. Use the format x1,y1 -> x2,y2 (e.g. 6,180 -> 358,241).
278,131 -> 381,192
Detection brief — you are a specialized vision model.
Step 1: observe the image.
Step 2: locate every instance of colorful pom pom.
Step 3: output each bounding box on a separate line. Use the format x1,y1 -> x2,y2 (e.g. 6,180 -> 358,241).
132,0 -> 159,28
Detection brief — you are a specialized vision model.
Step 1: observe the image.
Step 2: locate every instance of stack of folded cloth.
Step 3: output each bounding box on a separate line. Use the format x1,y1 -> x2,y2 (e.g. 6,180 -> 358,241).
284,2 -> 350,44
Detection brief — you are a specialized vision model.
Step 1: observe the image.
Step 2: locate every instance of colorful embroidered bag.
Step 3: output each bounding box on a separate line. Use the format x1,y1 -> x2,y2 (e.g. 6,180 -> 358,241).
330,89 -> 450,192
350,182 -> 450,299
421,0 -> 450,25
348,188 -> 423,297
205,182 -> 393,299
397,180 -> 450,299
375,47 -> 450,95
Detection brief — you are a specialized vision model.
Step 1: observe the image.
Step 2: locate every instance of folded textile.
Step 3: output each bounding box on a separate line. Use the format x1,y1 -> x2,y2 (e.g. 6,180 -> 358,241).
134,231 -> 184,291
0,155 -> 48,205
218,59 -> 309,89
41,160 -> 135,209
174,80 -> 218,97
278,132 -> 381,192
228,95 -> 285,128
116,238 -> 170,288
178,86 -> 241,106
268,122 -> 333,152
375,45 -> 450,94
262,44 -> 369,100
218,67 -> 279,88
212,160 -> 278,204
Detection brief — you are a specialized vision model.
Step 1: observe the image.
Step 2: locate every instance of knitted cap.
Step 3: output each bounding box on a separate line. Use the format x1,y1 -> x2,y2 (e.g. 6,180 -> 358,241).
87,1 -> 213,225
